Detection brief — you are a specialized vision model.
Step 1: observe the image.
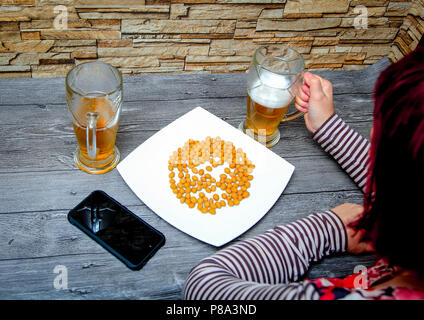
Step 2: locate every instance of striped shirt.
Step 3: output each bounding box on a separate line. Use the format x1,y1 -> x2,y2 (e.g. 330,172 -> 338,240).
183,114 -> 371,300
312,113 -> 370,191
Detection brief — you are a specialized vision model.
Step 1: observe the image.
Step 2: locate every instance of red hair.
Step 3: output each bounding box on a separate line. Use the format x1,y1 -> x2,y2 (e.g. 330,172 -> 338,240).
361,39 -> 424,275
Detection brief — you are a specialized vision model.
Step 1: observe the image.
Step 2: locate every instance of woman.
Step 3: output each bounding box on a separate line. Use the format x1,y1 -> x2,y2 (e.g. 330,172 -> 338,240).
183,40 -> 424,300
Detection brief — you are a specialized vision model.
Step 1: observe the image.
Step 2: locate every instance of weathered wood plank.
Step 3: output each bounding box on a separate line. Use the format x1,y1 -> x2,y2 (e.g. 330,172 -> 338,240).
0,252 -> 184,300
0,190 -> 375,299
0,154 -> 359,215
0,120 -> 371,173
0,93 -> 373,173
0,93 -> 374,128
0,58 -> 390,106
0,246 -> 377,300
0,250 -> 376,299
0,190 -> 364,260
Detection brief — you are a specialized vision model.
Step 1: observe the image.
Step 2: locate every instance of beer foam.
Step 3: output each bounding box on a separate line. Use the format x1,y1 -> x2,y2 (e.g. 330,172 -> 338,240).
248,67 -> 294,109
248,85 -> 293,109
259,67 -> 292,89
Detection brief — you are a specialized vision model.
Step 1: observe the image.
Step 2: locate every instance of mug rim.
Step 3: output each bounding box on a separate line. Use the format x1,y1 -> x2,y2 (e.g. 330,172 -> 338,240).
253,44 -> 305,75
66,61 -> 123,98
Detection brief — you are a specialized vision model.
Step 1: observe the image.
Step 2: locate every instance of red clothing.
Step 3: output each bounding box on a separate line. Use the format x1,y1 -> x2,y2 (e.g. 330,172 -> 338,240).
309,258 -> 424,300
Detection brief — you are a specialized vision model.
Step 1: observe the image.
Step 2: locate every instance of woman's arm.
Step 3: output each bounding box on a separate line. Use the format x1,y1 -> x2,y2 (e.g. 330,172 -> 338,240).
183,210 -> 347,300
312,114 -> 370,192
295,72 -> 370,193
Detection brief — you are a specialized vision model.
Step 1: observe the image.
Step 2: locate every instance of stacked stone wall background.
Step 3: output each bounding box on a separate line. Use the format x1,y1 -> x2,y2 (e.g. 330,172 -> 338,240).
388,0 -> 424,61
0,0 -> 421,78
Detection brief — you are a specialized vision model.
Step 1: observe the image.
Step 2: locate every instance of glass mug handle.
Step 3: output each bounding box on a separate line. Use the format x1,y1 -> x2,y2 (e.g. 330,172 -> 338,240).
281,72 -> 305,122
281,108 -> 304,122
86,112 -> 98,159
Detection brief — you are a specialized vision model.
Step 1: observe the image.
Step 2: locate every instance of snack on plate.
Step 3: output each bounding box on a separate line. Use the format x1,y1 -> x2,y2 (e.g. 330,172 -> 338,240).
168,136 -> 255,215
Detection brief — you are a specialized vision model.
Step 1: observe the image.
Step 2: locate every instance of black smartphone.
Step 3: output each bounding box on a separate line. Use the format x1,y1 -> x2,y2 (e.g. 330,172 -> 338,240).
68,190 -> 165,270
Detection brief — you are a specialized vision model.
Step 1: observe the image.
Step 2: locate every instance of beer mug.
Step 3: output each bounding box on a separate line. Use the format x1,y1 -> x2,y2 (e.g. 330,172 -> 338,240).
239,45 -> 305,147
66,61 -> 123,174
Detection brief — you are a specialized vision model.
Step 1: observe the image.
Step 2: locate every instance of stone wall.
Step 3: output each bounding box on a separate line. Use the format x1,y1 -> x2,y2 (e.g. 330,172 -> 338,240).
388,0 -> 424,61
0,0 -> 417,78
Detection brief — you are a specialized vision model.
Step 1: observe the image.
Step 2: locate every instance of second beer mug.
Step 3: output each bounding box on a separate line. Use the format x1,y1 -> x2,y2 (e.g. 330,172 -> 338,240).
66,61 -> 123,174
239,45 -> 305,148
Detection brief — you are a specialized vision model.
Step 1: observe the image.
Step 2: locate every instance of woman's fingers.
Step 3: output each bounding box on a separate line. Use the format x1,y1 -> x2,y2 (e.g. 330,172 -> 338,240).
320,78 -> 333,97
295,104 -> 308,113
297,71 -> 335,134
294,83 -> 311,113
301,83 -> 310,96
347,208 -> 366,227
356,241 -> 375,253
298,86 -> 310,102
347,228 -> 376,254
331,203 -> 365,226
295,103 -> 308,113
295,96 -> 308,113
304,72 -> 325,99
354,230 -> 376,253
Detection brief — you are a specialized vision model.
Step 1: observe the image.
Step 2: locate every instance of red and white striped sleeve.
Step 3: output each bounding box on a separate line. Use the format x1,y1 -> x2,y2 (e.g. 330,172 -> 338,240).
183,210 -> 347,300
312,113 -> 371,192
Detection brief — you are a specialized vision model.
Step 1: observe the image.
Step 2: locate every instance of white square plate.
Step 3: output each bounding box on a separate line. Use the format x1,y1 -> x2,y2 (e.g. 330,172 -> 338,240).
117,107 -> 295,247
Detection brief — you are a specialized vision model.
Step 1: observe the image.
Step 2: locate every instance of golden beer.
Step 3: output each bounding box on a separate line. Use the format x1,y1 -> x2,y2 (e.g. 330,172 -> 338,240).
240,45 -> 305,147
72,97 -> 120,167
245,93 -> 291,137
66,61 -> 122,174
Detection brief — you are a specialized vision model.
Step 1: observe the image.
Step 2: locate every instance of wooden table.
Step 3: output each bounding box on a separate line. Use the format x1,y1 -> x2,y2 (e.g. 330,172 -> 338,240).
0,58 -> 389,299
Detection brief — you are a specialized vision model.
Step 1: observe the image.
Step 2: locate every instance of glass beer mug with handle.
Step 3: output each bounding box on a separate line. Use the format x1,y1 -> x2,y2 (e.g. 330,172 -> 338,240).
239,45 -> 305,148
66,61 -> 123,174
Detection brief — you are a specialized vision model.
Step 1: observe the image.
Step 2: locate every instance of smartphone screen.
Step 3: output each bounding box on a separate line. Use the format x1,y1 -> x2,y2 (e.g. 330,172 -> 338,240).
68,190 -> 165,270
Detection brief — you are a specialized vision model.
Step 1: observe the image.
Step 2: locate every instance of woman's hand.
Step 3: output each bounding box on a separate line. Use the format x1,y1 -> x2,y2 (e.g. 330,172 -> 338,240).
330,203 -> 375,255
295,72 -> 335,134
